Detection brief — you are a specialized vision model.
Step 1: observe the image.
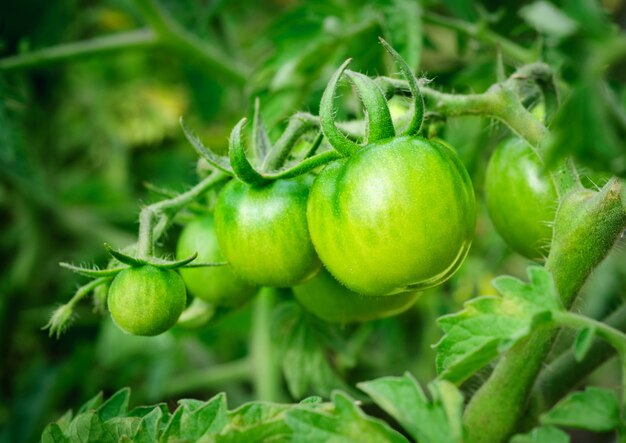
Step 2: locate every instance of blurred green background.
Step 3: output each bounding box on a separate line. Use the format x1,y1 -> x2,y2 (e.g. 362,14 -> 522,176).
1,0 -> 626,442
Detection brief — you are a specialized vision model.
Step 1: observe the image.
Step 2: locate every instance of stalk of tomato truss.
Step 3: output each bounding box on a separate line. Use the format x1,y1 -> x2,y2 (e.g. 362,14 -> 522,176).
376,62 -> 579,197
136,170 -> 229,258
46,169 -> 230,338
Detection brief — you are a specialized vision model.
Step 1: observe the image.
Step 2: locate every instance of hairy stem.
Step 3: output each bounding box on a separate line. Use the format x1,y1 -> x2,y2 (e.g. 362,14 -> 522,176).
533,303 -> 626,411
554,312 -> 626,356
378,63 -> 579,196
136,171 -> 228,258
0,29 -> 157,71
262,113 -> 322,171
250,288 -> 283,401
164,358 -> 250,397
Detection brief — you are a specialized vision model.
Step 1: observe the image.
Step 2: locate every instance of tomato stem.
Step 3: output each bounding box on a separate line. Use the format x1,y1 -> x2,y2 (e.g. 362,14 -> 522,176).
135,171 -> 228,261
533,303 -> 626,412
250,288 -> 283,401
0,0 -> 249,86
553,311 -> 626,358
0,29 -> 158,71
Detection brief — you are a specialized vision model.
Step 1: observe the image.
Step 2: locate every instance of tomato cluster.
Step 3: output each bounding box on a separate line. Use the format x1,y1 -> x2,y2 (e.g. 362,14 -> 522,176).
104,41 -> 558,335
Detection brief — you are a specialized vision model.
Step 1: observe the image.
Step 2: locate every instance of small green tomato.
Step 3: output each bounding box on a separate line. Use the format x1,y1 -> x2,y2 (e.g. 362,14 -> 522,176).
107,265 -> 186,336
485,138 -> 558,260
293,269 -> 419,324
176,215 -> 257,306
215,176 -> 321,287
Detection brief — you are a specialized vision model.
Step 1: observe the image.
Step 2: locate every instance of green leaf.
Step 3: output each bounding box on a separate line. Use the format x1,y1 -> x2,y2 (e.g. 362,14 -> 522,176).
182,394 -> 229,439
273,302 -> 352,399
358,374 -> 464,443
133,406 -> 167,443
127,403 -> 169,419
56,409 -> 74,433
78,392 -> 104,414
573,326 -> 596,362
97,387 -> 130,421
41,424 -> 70,443
103,417 -> 141,440
161,393 -> 229,441
511,426 -> 570,443
285,391 -> 408,443
540,386 -> 621,432
219,402 -> 295,442
68,411 -> 116,443
519,1 -> 578,39
435,267 -> 561,383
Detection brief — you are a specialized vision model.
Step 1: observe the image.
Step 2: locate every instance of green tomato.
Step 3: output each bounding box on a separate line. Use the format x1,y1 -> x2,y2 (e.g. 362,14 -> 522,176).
176,215 -> 257,306
293,269 -> 420,324
485,138 -> 557,260
307,136 -> 475,296
215,177 -> 321,287
107,265 -> 186,336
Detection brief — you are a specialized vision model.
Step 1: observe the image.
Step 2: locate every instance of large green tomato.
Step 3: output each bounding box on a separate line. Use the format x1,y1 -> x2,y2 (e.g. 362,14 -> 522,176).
215,177 -> 321,287
176,215 -> 257,306
485,138 -> 557,260
107,265 -> 186,336
307,136 -> 475,296
293,269 -> 420,324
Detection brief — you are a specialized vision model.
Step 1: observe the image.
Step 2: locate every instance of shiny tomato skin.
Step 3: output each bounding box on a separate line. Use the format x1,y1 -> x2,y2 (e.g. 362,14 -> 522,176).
485,138 -> 557,260
307,136 -> 476,296
107,265 -> 186,336
293,269 -> 420,324
215,177 -> 321,287
176,215 -> 257,306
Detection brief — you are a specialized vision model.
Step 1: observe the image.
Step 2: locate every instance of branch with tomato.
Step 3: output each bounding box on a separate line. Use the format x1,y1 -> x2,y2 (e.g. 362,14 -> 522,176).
39,33 -> 626,443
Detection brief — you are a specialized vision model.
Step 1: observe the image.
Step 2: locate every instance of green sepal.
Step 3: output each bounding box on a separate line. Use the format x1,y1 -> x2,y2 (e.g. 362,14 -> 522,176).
252,97 -> 272,163
104,243 -> 149,267
344,70 -> 395,143
301,131 -> 324,159
103,244 -> 199,270
229,118 -> 341,186
379,37 -> 424,136
42,304 -> 75,339
180,117 -> 234,176
59,262 -> 127,278
181,261 -> 228,268
319,59 -> 361,157
145,252 -> 199,270
229,118 -> 269,186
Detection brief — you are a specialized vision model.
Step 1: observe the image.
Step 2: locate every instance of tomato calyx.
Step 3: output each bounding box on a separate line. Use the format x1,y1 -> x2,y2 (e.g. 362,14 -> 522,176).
320,38 -> 425,157
182,114 -> 338,187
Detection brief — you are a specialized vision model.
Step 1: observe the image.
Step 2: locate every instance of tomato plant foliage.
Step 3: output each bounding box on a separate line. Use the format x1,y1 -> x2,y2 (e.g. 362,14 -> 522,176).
3,1 -> 626,442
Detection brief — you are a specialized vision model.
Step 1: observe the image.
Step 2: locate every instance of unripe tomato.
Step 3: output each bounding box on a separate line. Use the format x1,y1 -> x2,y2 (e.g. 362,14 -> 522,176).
307,137 -> 475,296
176,215 -> 257,306
107,265 -> 186,336
485,138 -> 557,260
215,177 -> 321,287
293,269 -> 420,324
